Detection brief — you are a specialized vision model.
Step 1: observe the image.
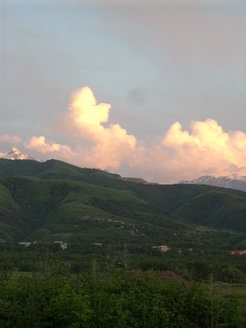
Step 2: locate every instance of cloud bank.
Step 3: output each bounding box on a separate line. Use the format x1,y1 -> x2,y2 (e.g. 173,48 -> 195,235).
66,87 -> 136,169
1,86 -> 245,183
24,136 -> 74,161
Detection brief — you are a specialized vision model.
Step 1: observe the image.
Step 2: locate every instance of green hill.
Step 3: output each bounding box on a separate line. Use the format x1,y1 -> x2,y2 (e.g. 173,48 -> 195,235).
0,175 -> 189,245
0,158 -> 121,184
0,158 -> 245,232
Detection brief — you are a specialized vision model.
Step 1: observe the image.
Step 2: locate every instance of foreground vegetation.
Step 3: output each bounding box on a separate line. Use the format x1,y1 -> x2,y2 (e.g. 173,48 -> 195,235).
0,259 -> 245,328
1,240 -> 246,284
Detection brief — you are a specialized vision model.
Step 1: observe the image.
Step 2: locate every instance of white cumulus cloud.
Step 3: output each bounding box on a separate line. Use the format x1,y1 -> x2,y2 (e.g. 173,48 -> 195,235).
25,136 -> 73,159
3,87 -> 245,183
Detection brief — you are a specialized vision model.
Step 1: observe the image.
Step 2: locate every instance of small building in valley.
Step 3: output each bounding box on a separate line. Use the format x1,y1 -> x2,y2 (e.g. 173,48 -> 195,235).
231,249 -> 246,255
152,245 -> 170,253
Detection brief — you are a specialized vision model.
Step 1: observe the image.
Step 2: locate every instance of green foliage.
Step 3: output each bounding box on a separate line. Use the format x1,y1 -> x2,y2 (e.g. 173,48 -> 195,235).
217,266 -> 246,284
0,261 -> 243,328
174,190 -> 246,230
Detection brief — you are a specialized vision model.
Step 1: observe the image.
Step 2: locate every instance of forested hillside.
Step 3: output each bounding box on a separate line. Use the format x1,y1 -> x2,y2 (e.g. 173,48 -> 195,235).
0,158 -> 246,231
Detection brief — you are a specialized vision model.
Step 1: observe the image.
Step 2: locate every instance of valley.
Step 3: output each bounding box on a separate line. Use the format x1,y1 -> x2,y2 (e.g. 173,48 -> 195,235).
0,158 -> 245,283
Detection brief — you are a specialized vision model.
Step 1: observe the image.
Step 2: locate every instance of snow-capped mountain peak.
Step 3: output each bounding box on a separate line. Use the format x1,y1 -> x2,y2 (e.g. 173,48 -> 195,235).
180,175 -> 246,192
0,146 -> 31,160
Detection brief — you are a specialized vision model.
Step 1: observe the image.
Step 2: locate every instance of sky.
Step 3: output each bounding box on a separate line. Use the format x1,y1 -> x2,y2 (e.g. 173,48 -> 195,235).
0,0 -> 246,183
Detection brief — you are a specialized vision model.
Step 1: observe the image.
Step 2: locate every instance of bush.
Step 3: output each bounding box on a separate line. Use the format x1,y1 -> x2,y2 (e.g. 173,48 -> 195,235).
0,264 -> 242,327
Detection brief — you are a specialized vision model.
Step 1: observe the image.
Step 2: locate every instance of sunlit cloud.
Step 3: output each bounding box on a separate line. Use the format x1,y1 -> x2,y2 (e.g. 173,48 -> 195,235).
25,136 -> 73,159
163,118 -> 246,165
62,88 -> 246,181
1,86 -> 245,183
157,119 -> 246,181
118,120 -> 246,183
66,86 -> 136,169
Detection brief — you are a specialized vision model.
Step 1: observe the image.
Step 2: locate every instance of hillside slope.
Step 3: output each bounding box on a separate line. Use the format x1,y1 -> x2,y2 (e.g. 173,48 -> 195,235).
0,158 -> 246,231
0,176 -> 188,244
180,175 -> 246,192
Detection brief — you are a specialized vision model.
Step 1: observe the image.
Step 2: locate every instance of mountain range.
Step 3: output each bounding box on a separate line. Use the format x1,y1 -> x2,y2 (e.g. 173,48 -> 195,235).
2,147 -> 246,192
180,175 -> 246,192
0,157 -> 245,246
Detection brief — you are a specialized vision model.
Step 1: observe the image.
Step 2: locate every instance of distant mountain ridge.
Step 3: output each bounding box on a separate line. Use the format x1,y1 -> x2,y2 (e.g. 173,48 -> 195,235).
180,175 -> 246,192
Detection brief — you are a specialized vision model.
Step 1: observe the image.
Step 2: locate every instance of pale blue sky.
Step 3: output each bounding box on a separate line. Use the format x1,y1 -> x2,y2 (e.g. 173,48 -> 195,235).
1,0 -> 245,140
